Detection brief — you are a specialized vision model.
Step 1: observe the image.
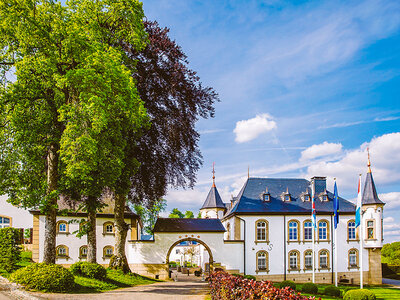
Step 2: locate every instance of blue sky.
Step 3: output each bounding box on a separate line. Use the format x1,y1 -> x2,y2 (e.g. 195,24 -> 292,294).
143,0 -> 400,243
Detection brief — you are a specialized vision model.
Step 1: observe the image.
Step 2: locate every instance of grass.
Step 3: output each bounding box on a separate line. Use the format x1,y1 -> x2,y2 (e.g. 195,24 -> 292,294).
74,269 -> 158,293
293,283 -> 400,300
0,250 -> 33,278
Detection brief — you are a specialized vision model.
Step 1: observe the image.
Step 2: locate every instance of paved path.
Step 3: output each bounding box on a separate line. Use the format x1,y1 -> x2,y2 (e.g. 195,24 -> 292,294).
34,274 -> 209,300
383,278 -> 400,288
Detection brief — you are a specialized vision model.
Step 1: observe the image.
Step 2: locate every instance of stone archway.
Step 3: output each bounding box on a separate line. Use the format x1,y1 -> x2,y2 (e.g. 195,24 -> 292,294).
166,238 -> 213,272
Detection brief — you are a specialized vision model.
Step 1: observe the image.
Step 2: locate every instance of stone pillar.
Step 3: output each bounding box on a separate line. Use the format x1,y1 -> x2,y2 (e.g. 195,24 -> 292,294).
368,248 -> 382,284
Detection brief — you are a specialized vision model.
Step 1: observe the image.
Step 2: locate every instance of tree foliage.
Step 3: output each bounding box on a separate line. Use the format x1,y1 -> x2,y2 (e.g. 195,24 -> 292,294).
382,242 -> 400,265
134,198 -> 167,235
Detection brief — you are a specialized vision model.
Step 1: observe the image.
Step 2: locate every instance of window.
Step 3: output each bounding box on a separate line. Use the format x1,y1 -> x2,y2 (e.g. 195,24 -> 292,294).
56,245 -> 68,258
56,221 -> 68,234
349,249 -> 358,267
288,220 -> 299,241
257,251 -> 268,271
176,249 -> 180,254
79,246 -> 87,258
285,195 -> 291,201
0,216 -> 11,228
319,250 -> 329,269
322,195 -> 327,201
103,246 -> 114,258
304,221 -> 312,241
318,220 -> 328,240
103,222 -> 114,235
256,220 -> 268,242
289,251 -> 299,270
367,220 -> 374,239
304,195 -> 310,201
304,250 -> 312,269
263,193 -> 270,202
348,221 -> 356,240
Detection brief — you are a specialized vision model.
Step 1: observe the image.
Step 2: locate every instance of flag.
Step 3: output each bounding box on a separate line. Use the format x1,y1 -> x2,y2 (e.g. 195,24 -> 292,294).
333,180 -> 339,229
311,187 -> 317,229
355,175 -> 362,228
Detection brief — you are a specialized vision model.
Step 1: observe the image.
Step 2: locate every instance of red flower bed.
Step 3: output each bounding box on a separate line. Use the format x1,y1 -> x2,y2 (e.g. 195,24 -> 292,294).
208,271 -> 318,300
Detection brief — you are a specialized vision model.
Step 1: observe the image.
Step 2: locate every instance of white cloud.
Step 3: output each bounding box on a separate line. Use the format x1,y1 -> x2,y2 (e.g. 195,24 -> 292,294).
384,216 -> 394,223
300,141 -> 342,162
304,132 -> 400,190
233,114 -> 277,143
379,192 -> 400,210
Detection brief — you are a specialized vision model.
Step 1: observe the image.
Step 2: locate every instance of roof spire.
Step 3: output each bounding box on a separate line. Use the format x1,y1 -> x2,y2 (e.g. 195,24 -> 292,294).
212,162 -> 216,187
367,147 -> 372,173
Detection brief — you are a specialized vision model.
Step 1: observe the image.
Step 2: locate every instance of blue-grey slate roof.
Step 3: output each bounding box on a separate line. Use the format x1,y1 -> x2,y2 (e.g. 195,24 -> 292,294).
224,178 -> 356,218
201,186 -> 226,209
362,172 -> 384,205
153,218 -> 226,232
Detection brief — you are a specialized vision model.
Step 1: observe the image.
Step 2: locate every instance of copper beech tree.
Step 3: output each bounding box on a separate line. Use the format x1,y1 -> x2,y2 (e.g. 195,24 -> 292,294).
108,21 -> 219,272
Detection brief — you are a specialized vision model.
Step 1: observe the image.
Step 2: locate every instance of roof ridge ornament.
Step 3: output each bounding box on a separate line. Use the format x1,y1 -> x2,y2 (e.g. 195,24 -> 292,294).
212,162 -> 216,187
367,147 -> 372,173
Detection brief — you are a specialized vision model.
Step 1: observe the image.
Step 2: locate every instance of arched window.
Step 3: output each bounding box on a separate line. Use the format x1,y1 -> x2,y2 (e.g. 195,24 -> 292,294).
304,250 -> 313,269
103,246 -> 114,258
288,220 -> 299,241
319,249 -> 329,269
56,220 -> 68,234
303,220 -> 313,241
56,245 -> 69,258
256,220 -> 268,242
349,249 -> 358,267
226,223 -> 231,240
348,220 -> 356,240
318,220 -> 329,241
79,245 -> 87,259
366,220 -> 375,239
288,250 -> 299,270
103,222 -> 114,235
257,251 -> 268,271
0,216 -> 11,228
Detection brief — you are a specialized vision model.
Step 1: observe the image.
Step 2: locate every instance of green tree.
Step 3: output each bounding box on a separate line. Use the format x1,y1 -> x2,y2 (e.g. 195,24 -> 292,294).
169,208 -> 185,218
184,211 -> 194,218
0,0 -> 147,263
134,198 -> 167,235
382,242 -> 400,265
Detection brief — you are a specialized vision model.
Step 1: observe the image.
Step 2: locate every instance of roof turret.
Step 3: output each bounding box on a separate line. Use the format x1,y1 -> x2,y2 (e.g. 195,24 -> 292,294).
201,164 -> 225,209
362,149 -> 384,205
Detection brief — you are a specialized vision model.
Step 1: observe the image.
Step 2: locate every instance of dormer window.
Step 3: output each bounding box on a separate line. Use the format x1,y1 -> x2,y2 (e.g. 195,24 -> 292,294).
319,190 -> 328,202
282,187 -> 291,201
303,194 -> 310,201
284,194 -> 291,201
322,195 -> 327,201
263,193 -> 270,202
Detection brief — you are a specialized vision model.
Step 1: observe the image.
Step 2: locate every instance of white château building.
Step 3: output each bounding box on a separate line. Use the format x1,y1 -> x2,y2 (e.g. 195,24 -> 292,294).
28,158 -> 384,283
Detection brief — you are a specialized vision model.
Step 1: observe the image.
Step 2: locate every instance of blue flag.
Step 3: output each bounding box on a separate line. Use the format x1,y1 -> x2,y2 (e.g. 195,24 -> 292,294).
333,180 -> 339,229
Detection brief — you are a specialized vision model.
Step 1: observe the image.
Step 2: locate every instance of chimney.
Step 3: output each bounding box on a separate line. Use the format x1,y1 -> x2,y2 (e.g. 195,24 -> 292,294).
311,176 -> 326,195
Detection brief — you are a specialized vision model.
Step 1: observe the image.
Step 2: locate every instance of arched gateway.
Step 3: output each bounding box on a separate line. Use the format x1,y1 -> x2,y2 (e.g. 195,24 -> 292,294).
127,218 -> 244,280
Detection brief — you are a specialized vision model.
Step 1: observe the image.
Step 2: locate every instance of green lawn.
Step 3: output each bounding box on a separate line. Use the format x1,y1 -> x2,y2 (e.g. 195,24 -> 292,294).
0,250 -> 33,278
297,283 -> 400,300
74,269 -> 158,293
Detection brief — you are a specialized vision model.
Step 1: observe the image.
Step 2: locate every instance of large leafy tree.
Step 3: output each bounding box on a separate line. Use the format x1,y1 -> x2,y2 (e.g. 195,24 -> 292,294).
108,21 -> 219,271
133,198 -> 167,235
0,0 -> 147,263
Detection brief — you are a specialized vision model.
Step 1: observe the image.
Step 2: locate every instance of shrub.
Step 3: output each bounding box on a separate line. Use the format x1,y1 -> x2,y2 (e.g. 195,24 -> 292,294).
324,285 -> 341,297
70,261 -> 107,280
279,280 -> 296,291
208,271 -> 313,300
301,282 -> 318,294
244,275 -> 256,280
344,289 -> 376,300
0,228 -> 22,272
10,263 -> 75,292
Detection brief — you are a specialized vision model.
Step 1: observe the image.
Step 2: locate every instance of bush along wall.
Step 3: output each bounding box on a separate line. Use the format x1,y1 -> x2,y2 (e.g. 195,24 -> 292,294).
0,227 -> 21,272
208,271 -> 315,300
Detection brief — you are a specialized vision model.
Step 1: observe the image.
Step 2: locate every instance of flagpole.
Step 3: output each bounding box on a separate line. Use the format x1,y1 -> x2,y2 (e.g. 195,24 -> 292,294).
312,224 -> 315,283
311,180 -> 315,284
358,174 -> 363,289
334,224 -> 337,286
333,178 -> 338,287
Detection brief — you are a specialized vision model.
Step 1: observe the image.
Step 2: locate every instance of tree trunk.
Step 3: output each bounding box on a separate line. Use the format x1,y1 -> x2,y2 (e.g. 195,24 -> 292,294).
43,143 -> 59,264
109,193 -> 130,273
87,198 -> 97,263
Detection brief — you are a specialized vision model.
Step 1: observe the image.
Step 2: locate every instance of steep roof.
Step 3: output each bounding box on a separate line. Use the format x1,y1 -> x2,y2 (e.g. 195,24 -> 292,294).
224,177 -> 356,218
362,172 -> 384,205
153,218 -> 226,232
201,186 -> 225,209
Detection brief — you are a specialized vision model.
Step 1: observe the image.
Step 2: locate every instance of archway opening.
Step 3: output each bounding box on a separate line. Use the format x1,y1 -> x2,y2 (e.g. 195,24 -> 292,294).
166,238 -> 213,278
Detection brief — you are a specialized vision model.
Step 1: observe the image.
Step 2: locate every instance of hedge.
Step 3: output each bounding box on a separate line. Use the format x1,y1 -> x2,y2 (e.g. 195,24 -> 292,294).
70,261 -> 107,280
301,282 -> 318,294
208,271 -> 313,299
10,263 -> 75,292
343,289 -> 376,300
324,285 -> 341,297
0,227 -> 22,272
278,280 -> 296,291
